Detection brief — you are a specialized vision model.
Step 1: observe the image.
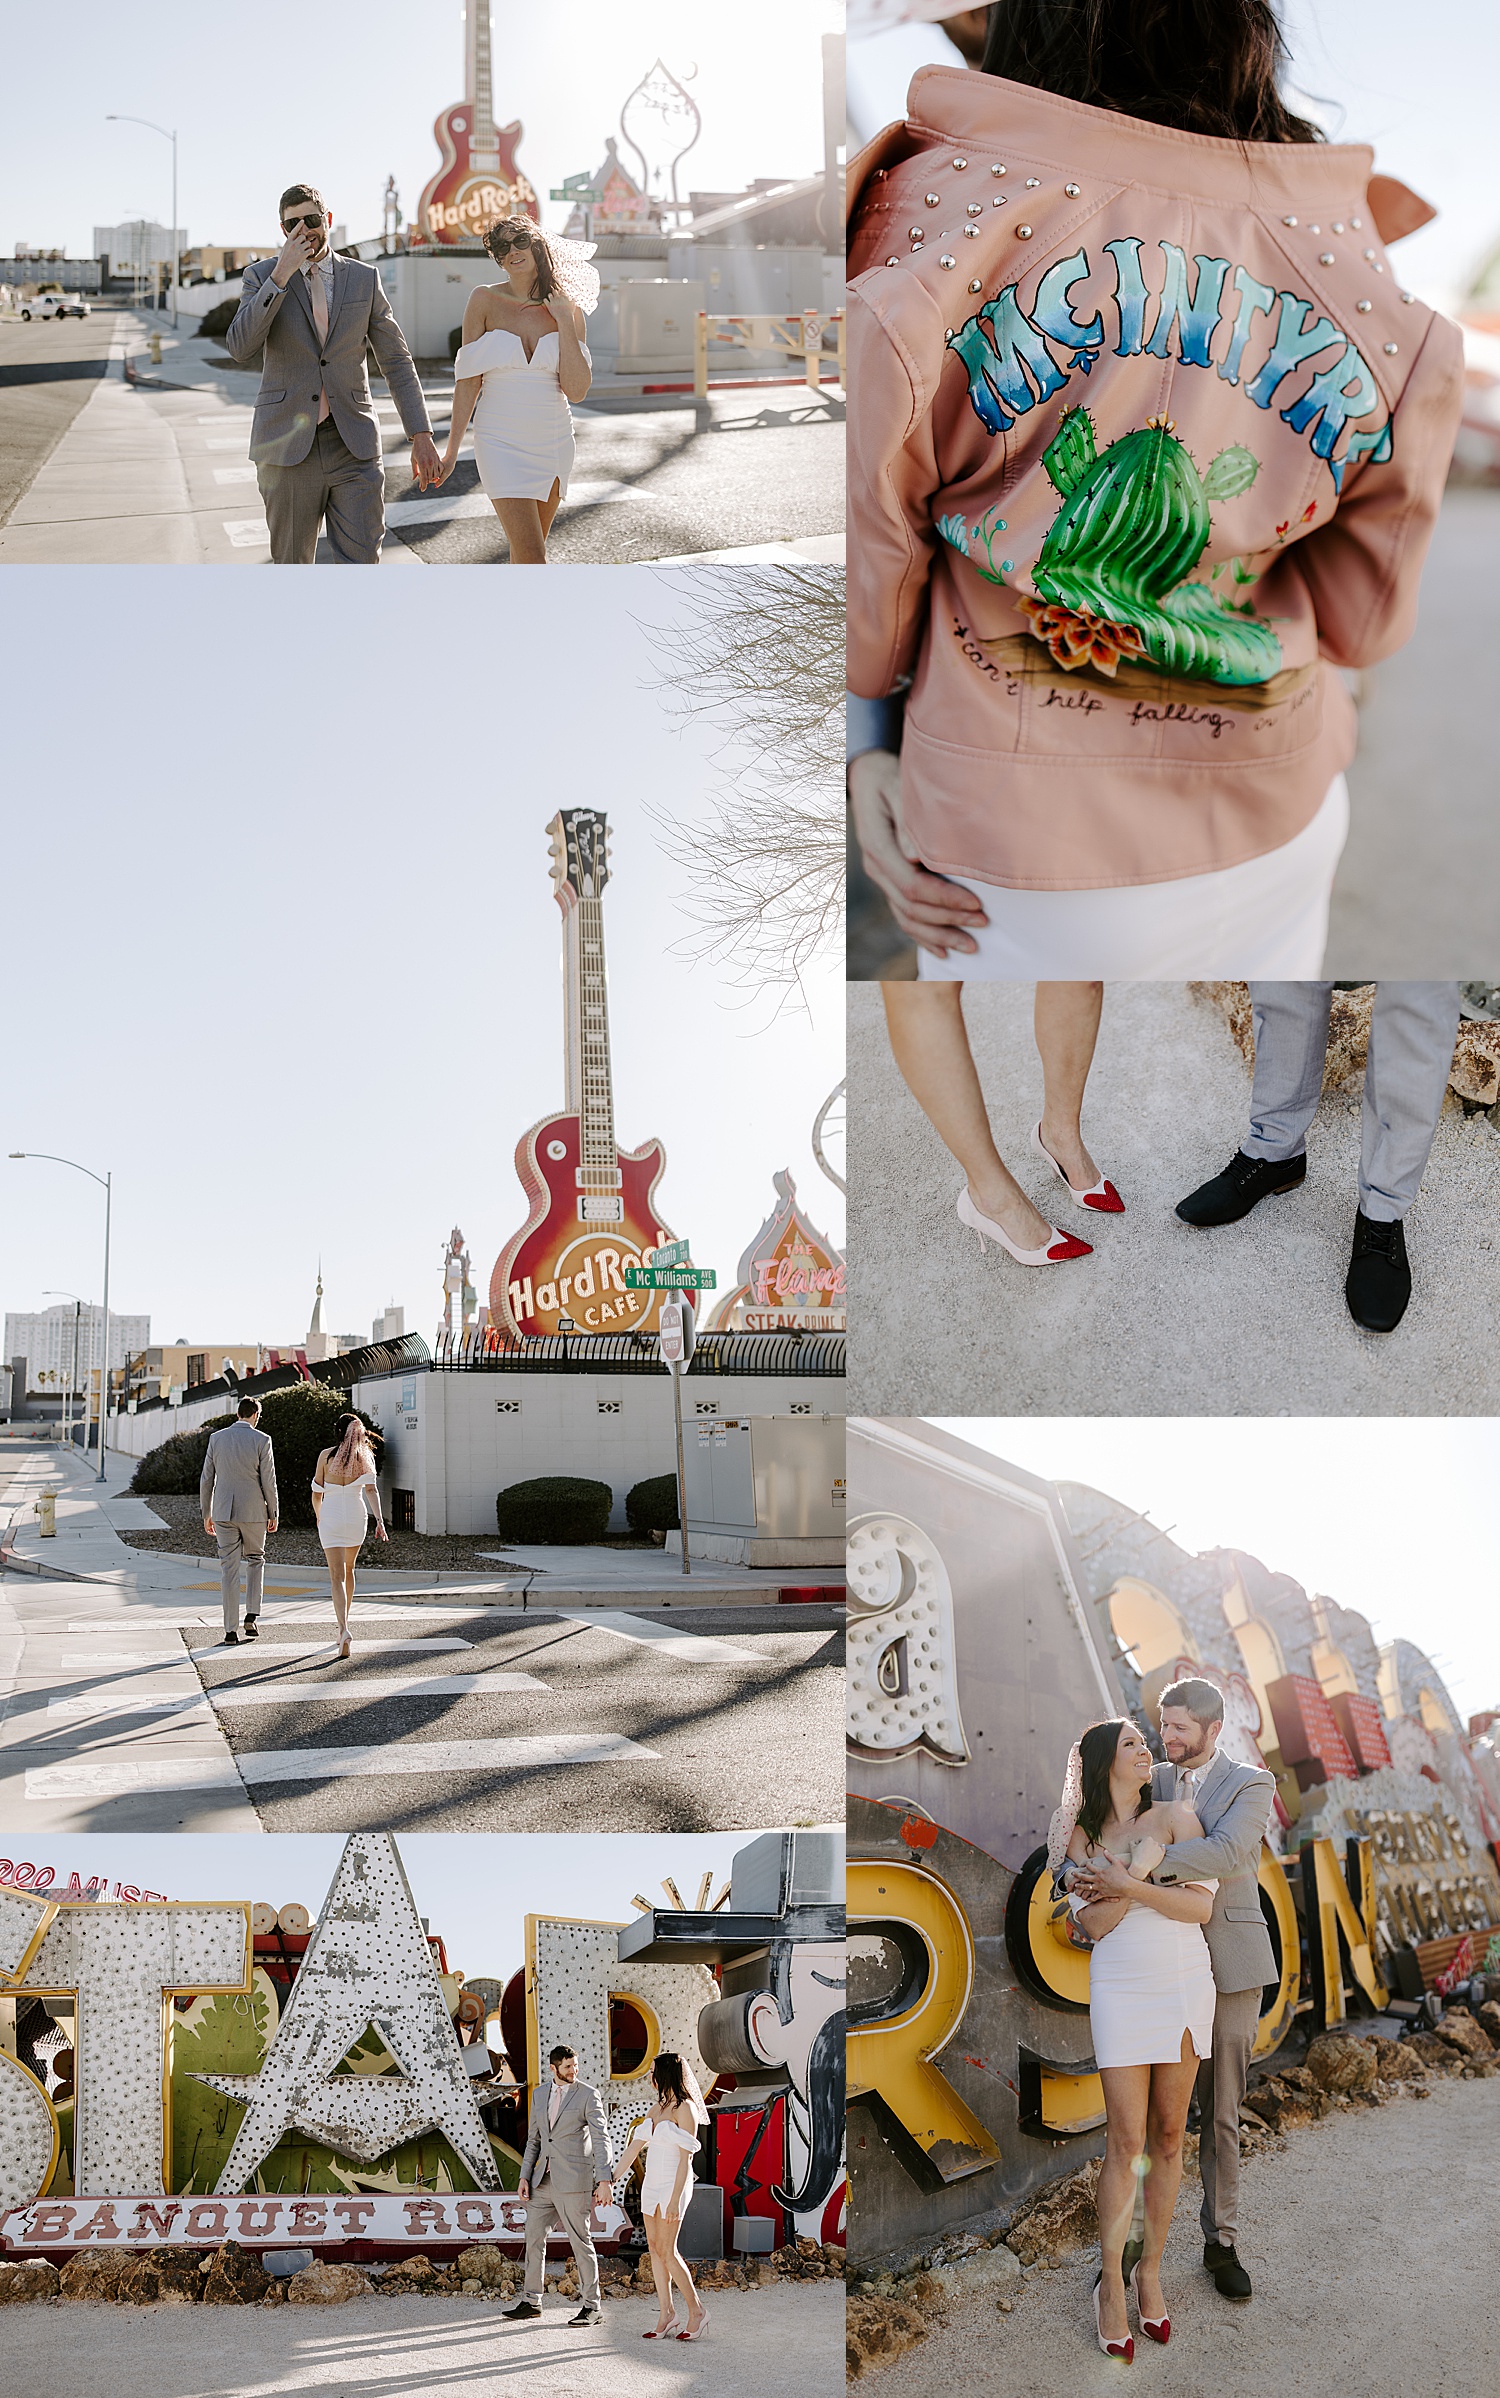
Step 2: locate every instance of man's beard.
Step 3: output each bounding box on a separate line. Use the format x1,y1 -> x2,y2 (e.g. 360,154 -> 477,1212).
772,2011 -> 846,2216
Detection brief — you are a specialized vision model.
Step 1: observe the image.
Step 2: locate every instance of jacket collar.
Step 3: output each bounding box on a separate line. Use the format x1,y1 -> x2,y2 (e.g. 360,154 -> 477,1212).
899,66 -> 1377,212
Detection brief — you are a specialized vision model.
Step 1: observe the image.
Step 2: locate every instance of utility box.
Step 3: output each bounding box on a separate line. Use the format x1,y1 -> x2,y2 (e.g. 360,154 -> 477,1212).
616,278 -> 704,372
375,251 -> 499,362
679,2179 -> 725,2261
673,1414 -> 845,1568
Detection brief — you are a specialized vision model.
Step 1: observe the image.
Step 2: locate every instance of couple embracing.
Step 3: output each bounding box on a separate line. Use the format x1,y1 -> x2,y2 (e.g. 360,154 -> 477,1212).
1050,1678 -> 1276,2359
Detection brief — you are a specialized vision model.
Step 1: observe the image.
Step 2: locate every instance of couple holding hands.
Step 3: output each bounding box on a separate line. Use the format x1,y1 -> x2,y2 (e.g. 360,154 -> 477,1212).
227,182 -> 597,564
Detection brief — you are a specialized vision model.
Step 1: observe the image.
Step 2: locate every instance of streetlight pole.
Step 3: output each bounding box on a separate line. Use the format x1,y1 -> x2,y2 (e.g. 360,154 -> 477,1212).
107,115 -> 178,328
10,1154 -> 114,1482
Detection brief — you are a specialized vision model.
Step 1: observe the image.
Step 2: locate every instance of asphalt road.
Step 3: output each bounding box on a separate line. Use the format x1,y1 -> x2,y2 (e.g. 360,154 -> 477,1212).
187,1605 -> 845,1832
0,302 -> 125,525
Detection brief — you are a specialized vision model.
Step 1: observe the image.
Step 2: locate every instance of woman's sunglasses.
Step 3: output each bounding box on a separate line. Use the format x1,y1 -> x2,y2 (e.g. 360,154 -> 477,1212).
489,231 -> 533,254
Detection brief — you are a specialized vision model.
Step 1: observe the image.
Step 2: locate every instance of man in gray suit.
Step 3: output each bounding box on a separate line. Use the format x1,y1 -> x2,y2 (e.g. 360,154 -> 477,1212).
502,2045 -> 612,2328
199,1396 -> 279,1644
1072,1677 -> 1275,2304
1177,982 -> 1463,1333
226,182 -> 442,563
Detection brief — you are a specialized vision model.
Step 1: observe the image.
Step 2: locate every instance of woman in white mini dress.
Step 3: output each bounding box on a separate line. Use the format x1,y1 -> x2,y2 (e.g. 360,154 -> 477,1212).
311,1413 -> 387,1657
1052,1719 -> 1217,2358
438,218 -> 597,562
617,2053 -> 711,2343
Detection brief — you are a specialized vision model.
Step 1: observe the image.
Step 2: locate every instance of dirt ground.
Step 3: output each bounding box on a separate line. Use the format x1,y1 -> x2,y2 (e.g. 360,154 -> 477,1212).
119,1493 -> 666,1575
860,2075 -> 1500,2395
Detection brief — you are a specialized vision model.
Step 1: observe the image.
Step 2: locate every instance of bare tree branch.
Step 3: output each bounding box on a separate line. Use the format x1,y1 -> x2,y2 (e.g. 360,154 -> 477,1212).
639,566 -> 845,1004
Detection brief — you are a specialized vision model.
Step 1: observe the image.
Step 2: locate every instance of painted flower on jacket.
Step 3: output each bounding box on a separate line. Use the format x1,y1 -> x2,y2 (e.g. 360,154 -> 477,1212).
938,504 -> 1014,584
937,512 -> 970,554
1015,596 -> 1150,678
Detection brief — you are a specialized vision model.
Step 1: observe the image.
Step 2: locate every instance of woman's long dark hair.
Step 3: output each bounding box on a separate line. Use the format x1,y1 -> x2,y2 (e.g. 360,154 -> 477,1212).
980,1 -> 1324,144
652,2051 -> 688,2108
1075,1718 -> 1152,1846
483,214 -> 558,302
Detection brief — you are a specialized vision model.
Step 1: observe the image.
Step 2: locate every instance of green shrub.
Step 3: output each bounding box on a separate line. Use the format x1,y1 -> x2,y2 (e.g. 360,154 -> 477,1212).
195,297 -> 239,340
255,1385 -> 384,1528
130,1415 -> 236,1496
626,1474 -> 679,1535
495,1476 -> 613,1545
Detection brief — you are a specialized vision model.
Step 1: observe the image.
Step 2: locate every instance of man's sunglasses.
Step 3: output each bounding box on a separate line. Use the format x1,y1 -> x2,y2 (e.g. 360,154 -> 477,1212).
282,211 -> 324,232
490,231 -> 533,254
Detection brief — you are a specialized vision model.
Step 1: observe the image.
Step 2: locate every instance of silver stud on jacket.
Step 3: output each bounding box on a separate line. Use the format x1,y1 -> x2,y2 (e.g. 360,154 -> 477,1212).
1384,342 -> 1399,355
966,204 -> 983,217
939,255 -> 956,269
1357,299 -> 1372,312
1016,225 -> 1033,239
1025,177 -> 1041,189
991,164 -> 1006,176
1064,183 -> 1081,197
1282,215 -> 1298,226
1319,252 -> 1335,265
952,158 -> 968,170
968,279 -> 983,293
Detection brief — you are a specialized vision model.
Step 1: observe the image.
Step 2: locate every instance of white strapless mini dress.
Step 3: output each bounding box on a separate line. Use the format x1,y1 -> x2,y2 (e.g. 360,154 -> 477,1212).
314,1471 -> 374,1553
640,2121 -> 698,2216
453,327 -> 588,501
1074,1885 -> 1219,2068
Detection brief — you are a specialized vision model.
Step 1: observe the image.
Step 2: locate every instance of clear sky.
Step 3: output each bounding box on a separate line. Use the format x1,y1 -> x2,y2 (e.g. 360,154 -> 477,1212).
848,0 -> 1500,308
0,1832 -> 762,1987
0,0 -> 842,260
1,569 -> 844,1349
928,1417 -> 1500,1723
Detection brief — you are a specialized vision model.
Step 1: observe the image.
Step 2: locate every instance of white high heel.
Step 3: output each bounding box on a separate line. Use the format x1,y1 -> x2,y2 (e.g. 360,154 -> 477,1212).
1031,1121 -> 1124,1213
957,1185 -> 1092,1267
1092,2271 -> 1134,2361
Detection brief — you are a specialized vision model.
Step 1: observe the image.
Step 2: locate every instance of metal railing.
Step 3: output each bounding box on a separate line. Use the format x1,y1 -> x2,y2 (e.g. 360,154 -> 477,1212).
693,309 -> 844,399
426,1326 -> 845,1379
128,1332 -> 432,1417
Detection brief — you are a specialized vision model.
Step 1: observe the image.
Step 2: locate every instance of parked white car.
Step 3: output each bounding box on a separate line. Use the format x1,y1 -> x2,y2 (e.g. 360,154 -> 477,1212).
18,293 -> 63,320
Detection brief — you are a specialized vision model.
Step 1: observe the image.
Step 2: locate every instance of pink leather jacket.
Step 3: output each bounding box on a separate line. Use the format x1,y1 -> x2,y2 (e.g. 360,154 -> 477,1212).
847,70 -> 1464,889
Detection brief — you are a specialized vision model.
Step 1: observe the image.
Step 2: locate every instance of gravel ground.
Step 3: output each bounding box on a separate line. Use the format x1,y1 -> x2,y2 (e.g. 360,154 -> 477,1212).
0,2283 -> 844,2398
847,980 -> 1500,1415
119,1494 -> 664,1575
863,2074 -> 1500,2396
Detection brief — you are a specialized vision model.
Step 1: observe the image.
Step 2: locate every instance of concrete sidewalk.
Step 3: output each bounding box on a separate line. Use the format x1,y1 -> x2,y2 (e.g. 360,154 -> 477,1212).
1,2283 -> 843,2398
848,980 -> 1500,1415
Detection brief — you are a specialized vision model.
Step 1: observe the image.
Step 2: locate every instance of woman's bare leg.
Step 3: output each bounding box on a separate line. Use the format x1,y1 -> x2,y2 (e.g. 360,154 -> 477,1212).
1137,2042 -> 1199,2321
490,496 -> 548,562
538,476 -> 563,543
644,2215 -> 674,2327
329,1551 -> 355,1642
882,983 -> 1053,1248
1035,981 -> 1105,1189
664,2221 -> 701,2322
1096,2065 -> 1151,2344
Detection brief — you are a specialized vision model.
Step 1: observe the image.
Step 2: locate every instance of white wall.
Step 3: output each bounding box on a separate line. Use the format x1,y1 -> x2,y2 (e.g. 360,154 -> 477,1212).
351,1367 -> 845,1536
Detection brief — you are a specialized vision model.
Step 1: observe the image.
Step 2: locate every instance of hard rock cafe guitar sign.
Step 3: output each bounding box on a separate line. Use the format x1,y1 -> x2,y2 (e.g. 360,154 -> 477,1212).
491,812 -> 683,1340
416,1 -> 539,245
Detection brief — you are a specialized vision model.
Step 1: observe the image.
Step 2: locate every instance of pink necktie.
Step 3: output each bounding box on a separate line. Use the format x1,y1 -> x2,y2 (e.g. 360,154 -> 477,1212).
549,2085 -> 562,2128
308,268 -> 330,422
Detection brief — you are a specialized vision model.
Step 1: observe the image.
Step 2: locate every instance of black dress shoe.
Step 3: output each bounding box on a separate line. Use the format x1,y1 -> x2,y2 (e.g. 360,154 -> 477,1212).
1345,1209 -> 1411,1332
1203,2241 -> 1253,2300
221,1632 -> 240,1646
243,1617 -> 260,1639
502,2297 -> 542,2319
1176,1149 -> 1307,1226
570,2305 -> 602,2325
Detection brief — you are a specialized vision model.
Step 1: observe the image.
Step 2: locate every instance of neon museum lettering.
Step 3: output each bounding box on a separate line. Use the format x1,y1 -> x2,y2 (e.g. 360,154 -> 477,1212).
948,240 -> 1393,490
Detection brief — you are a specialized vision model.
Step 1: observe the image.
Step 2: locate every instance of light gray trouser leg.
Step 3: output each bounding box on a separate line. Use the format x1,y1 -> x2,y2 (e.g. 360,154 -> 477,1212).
1358,983 -> 1462,1221
216,1523 -> 265,1637
524,2182 -> 600,2306
258,421 -> 384,564
1196,1984 -> 1261,2247
1241,982 -> 1334,1161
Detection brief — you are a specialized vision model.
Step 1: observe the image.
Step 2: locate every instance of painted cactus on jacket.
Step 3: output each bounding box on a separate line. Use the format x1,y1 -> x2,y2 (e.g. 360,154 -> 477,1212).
1025,409 -> 1284,686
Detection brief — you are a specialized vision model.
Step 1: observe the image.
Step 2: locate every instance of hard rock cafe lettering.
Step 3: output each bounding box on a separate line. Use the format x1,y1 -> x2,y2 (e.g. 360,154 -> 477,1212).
416,1 -> 539,246
492,811 -> 687,1339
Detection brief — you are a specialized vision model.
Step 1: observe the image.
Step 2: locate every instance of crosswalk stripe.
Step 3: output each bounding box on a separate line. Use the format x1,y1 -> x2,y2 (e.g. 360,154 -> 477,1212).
25,1734 -> 657,1798
188,1639 -> 474,1659
559,1610 -> 759,1663
48,1674 -> 548,1718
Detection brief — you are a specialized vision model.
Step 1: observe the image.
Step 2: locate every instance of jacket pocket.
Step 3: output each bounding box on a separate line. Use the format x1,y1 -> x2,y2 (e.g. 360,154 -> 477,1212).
256,389 -> 286,405
1224,1906 -> 1267,1923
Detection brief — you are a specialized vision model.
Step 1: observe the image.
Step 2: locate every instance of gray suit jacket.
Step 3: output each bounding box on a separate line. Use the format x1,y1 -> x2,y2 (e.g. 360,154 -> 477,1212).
226,255 -> 431,468
200,1421 -> 279,1528
521,2078 -> 611,2198
1151,1754 -> 1277,1995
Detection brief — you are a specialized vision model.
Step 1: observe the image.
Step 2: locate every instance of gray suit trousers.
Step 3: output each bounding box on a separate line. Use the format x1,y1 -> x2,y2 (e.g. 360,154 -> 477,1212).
524,2178 -> 600,2307
1242,982 -> 1461,1220
216,1522 -> 264,1636
258,418 -> 384,564
1195,1983 -> 1260,2247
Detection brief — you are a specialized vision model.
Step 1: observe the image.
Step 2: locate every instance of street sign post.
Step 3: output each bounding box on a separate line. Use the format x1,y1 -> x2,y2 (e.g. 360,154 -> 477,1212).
659,1298 -> 696,1578
624,1266 -> 717,1291
651,1239 -> 691,1269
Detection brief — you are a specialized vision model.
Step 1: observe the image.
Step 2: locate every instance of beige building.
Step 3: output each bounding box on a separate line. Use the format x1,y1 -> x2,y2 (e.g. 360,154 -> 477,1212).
128,1343 -> 262,1402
